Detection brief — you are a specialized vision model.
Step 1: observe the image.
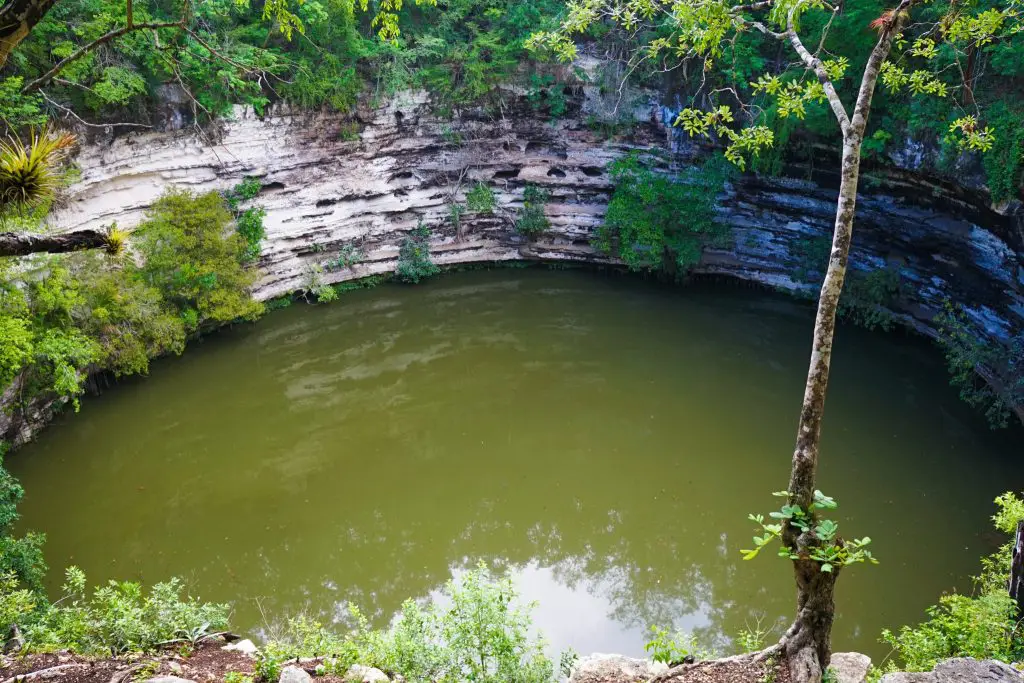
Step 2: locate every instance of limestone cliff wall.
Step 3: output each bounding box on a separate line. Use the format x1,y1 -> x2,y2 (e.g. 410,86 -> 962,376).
50,89 -> 1023,345
3,87 -> 1014,444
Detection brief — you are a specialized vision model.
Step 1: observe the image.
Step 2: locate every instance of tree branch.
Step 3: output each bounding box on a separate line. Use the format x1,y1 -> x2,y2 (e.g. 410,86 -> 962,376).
0,229 -> 112,257
40,91 -> 153,129
21,19 -> 184,93
0,0 -> 60,70
850,0 -> 914,134
785,2 -> 851,134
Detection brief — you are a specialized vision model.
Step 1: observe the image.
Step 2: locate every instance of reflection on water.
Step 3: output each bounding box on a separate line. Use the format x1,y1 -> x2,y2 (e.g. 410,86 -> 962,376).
10,269 -> 1023,660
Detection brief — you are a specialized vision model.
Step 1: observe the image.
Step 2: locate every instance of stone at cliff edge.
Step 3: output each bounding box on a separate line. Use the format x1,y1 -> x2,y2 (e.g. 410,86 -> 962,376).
880,658 -> 1024,683
569,653 -> 669,683
146,677 -> 198,683
279,665 -> 313,683
343,664 -> 390,682
222,639 -> 259,655
830,652 -> 872,683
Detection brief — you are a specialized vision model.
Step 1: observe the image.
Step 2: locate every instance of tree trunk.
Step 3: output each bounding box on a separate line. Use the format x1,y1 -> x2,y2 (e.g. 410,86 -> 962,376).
782,130 -> 862,683
0,229 -> 110,257
1010,520 -> 1024,615
0,0 -> 59,70
783,560 -> 840,683
778,6 -> 908,678
786,132 -> 860,511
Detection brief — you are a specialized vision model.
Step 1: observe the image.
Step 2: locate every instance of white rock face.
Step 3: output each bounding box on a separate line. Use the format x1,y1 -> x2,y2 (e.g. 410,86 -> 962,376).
49,92 -> 1021,352
51,92 -> 632,302
2,87 -> 1014,444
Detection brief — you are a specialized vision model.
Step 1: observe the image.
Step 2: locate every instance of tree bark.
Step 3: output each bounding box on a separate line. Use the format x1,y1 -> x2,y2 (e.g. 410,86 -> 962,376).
0,0 -> 59,70
1010,520 -> 1024,615
780,5 -> 911,681
782,560 -> 840,683
0,229 -> 110,257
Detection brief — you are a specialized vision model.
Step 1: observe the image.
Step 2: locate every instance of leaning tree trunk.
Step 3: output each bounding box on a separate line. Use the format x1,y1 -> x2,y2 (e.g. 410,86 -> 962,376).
0,229 -> 111,257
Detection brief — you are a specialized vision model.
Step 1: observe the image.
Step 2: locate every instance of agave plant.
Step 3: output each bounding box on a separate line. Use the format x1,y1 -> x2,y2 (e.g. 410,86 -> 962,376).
0,128 -> 76,210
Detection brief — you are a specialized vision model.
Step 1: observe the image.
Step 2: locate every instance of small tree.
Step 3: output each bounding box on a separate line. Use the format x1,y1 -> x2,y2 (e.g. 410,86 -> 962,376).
529,1 -> 1021,680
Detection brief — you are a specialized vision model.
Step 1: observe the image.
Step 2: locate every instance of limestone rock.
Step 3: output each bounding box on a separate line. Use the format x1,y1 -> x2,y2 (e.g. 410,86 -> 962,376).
223,639 -> 259,655
2,88 -> 1021,446
831,652 -> 872,683
880,658 -> 1024,683
4,624 -> 24,654
343,665 -> 390,682
145,677 -> 197,683
279,666 -> 313,683
569,653 -> 669,683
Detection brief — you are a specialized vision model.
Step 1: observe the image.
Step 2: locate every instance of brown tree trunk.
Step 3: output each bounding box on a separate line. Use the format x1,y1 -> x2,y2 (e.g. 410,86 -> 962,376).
0,229 -> 110,257
783,560 -> 840,682
0,0 -> 59,70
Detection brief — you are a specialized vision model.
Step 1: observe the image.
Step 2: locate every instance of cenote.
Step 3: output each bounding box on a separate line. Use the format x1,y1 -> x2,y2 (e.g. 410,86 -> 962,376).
8,268 -> 1023,661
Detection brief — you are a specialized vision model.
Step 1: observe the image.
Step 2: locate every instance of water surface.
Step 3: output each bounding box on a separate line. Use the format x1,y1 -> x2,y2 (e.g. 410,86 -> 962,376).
11,269 -> 1023,659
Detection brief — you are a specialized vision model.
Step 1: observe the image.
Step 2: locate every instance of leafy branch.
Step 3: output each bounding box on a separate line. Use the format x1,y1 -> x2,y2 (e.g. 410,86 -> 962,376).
742,490 -> 877,574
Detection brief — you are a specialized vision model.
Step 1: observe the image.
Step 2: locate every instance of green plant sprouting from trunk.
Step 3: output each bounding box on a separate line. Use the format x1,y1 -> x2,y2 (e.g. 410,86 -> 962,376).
743,490 -> 877,574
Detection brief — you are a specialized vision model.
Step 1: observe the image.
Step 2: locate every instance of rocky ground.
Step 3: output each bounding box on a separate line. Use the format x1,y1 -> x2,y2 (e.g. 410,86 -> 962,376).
4,640 -> 1021,683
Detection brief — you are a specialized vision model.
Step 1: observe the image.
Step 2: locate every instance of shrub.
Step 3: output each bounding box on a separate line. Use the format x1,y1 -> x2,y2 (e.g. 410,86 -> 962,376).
136,189 -> 264,331
880,492 -> 1024,672
225,178 -> 263,208
76,260 -> 187,377
262,563 -> 557,683
839,266 -> 902,331
396,222 -> 440,284
304,263 -> 339,304
20,567 -> 229,656
0,447 -> 47,593
236,207 -> 267,263
466,183 -> 496,214
515,185 -> 550,236
934,301 -> 1022,428
596,153 -> 730,274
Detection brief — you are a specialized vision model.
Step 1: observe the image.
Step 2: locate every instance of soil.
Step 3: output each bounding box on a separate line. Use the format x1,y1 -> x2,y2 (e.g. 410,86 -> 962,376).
1,641 -> 255,683
653,654 -> 793,683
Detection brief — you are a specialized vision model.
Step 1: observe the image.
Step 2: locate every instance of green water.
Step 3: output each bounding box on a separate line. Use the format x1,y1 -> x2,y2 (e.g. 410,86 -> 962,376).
9,269 -> 1023,659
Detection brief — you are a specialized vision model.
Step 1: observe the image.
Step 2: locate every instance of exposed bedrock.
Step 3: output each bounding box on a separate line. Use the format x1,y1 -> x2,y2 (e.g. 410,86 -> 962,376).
34,89 -> 1022,420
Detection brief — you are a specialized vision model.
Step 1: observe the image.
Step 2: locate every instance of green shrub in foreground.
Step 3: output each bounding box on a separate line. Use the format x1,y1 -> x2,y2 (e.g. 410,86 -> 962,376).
1,566 -> 229,656
879,492 -> 1024,672
261,562 -> 556,683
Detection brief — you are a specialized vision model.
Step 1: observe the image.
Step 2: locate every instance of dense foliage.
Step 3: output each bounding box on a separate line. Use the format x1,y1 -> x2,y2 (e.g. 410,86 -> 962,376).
935,301 -> 1024,428
0,568 -> 230,655
0,443 -> 46,592
597,153 -> 730,275
0,188 -> 264,418
395,221 -> 439,283
514,184 -> 551,237
0,0 -> 566,130
258,563 -> 557,683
